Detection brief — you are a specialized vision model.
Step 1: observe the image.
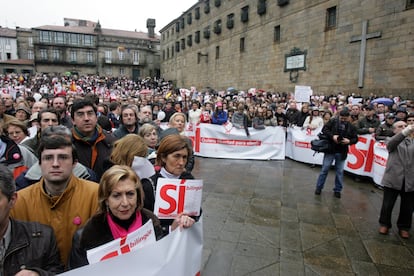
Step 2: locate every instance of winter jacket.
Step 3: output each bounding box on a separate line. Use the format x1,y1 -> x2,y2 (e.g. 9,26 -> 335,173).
113,123 -> 139,139
356,116 -> 380,135
231,112 -> 250,136
285,109 -> 300,125
72,126 -> 116,180
211,111 -> 228,125
252,116 -> 266,130
2,219 -> 64,275
67,209 -> 165,270
11,175 -> 99,266
322,118 -> 358,160
375,122 -> 394,141
381,133 -> 414,192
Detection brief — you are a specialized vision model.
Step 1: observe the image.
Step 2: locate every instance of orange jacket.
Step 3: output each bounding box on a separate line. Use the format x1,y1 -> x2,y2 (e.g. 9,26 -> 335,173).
11,175 -> 99,267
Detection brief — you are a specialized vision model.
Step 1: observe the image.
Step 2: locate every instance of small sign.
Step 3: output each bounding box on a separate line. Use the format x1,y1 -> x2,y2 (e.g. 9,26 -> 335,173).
154,179 -> 203,219
284,47 -> 307,72
294,85 -> 313,103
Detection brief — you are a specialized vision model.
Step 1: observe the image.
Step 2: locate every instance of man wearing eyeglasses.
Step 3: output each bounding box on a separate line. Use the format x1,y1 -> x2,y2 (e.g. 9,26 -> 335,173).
11,135 -> 99,268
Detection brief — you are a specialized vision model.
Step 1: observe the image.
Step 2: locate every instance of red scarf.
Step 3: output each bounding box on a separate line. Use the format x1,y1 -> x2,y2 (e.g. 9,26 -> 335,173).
107,211 -> 143,239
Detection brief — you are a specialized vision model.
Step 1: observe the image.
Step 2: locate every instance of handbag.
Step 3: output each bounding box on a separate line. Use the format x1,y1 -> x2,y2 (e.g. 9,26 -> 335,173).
310,132 -> 332,153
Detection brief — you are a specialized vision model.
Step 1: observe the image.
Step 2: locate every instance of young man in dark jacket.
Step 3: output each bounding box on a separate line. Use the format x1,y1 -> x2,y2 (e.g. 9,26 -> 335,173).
71,99 -> 116,180
314,109 -> 358,198
0,164 -> 64,275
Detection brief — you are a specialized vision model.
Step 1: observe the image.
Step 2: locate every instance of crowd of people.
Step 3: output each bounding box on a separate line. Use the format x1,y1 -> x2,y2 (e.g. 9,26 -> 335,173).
0,72 -> 413,273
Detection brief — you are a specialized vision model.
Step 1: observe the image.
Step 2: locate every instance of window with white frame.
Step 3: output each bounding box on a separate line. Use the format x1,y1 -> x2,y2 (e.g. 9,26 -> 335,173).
69,33 -> 79,45
28,37 -> 33,47
86,51 -> 93,63
83,35 -> 93,46
27,50 -> 34,60
118,50 -> 125,61
55,32 -> 64,44
133,51 -> 139,64
39,31 -> 52,43
120,67 -> 125,75
105,50 -> 112,63
70,50 -> 77,62
40,49 -> 48,60
52,49 -> 60,60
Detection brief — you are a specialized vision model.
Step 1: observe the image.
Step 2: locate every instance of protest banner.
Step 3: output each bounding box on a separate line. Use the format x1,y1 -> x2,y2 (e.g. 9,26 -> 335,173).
286,127 -> 388,185
154,179 -> 203,219
86,220 -> 156,264
186,123 -> 286,160
62,218 -> 203,276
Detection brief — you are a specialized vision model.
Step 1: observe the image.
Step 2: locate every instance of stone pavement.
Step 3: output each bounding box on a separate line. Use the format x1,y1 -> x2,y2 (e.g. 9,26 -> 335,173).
193,157 -> 414,276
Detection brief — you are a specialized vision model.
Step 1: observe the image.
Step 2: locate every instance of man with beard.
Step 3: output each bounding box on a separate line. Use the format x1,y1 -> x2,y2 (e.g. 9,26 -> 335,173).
314,109 -> 358,198
138,105 -> 163,136
51,96 -> 73,128
11,135 -> 99,268
113,105 -> 140,139
138,105 -> 154,126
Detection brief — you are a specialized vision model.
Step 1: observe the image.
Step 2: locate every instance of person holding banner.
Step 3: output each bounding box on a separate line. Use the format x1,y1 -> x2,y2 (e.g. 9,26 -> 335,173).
378,122 -> 414,239
303,107 -> 324,130
69,165 -> 193,268
211,102 -> 228,125
142,135 -> 197,220
314,109 -> 358,198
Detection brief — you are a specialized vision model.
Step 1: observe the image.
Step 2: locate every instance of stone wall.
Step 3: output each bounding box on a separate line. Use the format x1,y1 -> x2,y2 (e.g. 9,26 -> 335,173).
160,0 -> 414,98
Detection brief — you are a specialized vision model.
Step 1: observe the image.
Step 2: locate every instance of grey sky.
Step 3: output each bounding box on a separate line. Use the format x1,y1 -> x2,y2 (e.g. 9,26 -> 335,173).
2,0 -> 197,34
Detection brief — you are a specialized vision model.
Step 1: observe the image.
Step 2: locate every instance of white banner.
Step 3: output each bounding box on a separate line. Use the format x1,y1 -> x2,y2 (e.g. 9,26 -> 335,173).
86,220 -> 156,264
186,124 -> 286,160
62,218 -> 203,276
285,126 -> 324,165
372,142 -> 388,186
154,179 -> 203,219
286,127 -> 388,185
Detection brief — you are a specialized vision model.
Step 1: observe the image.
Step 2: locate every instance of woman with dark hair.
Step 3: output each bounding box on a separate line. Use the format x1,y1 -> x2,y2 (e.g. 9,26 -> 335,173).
142,134 -> 195,213
211,102 -> 228,125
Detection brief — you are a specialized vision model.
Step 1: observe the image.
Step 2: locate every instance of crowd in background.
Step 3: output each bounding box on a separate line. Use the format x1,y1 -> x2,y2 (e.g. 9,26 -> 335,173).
0,72 -> 413,273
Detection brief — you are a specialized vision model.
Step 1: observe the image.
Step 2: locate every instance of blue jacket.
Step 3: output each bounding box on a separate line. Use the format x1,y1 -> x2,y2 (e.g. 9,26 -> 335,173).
211,111 -> 228,125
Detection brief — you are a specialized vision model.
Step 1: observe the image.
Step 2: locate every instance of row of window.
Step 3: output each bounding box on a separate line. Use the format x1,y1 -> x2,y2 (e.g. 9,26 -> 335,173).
162,5 -> 337,59
39,49 -> 94,62
164,0 -> 267,41
36,48 -> 141,64
39,30 -> 95,47
163,2 -> 337,43
162,25 -> 281,61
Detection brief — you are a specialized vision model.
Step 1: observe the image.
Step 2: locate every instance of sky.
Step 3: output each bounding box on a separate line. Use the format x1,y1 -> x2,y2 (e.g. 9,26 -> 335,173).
1,0 -> 198,34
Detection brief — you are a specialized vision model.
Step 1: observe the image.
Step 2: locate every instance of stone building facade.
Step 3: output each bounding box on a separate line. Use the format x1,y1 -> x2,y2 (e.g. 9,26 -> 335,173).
160,0 -> 414,98
1,19 -> 160,80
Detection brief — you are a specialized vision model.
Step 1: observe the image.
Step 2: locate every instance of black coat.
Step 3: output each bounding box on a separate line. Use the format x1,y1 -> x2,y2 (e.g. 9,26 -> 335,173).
3,220 -> 64,275
68,209 -> 165,270
322,118 -> 358,160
